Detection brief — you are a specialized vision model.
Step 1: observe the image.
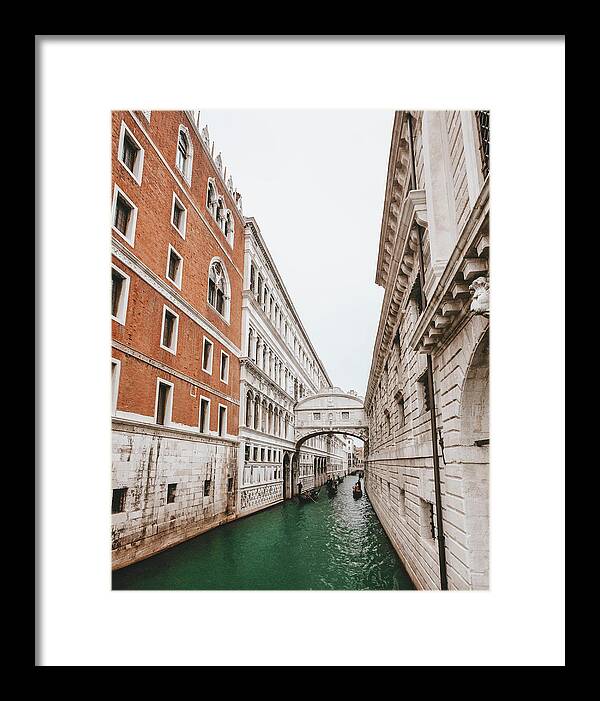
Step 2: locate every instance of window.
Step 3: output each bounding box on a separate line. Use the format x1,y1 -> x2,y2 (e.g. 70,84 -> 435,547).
253,447 -> 258,461
420,499 -> 436,540
171,193 -> 187,238
111,359 -> 121,415
202,338 -> 213,373
399,488 -> 406,518
155,380 -> 173,426
207,260 -> 229,320
218,405 -> 227,437
167,483 -> 177,504
112,187 -> 138,245
245,444 -> 251,461
417,372 -> 431,414
220,352 -> 229,383
313,412 -> 321,420
199,397 -> 210,433
224,212 -> 234,242
166,245 -> 183,289
176,126 -> 193,183
203,479 -> 211,497
216,198 -> 225,230
396,391 -> 405,428
118,122 -> 144,184
410,275 -> 424,316
160,306 -> 179,354
476,110 -> 490,178
342,411 -> 350,420
227,477 -> 234,493
112,487 -> 127,514
111,265 -> 130,324
207,180 -> 217,216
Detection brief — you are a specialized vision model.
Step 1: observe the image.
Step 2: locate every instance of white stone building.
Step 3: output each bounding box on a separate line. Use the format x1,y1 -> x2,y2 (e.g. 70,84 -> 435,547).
237,218 -> 345,515
365,111 -> 489,590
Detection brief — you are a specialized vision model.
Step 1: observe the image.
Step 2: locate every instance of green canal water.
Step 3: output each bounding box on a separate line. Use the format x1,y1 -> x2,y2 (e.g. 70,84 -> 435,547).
112,477 -> 415,590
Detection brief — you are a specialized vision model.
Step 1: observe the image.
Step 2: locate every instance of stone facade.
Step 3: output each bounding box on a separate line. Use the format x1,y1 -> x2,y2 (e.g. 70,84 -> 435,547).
365,111 -> 489,590
238,218 -> 345,512
111,110 -> 245,569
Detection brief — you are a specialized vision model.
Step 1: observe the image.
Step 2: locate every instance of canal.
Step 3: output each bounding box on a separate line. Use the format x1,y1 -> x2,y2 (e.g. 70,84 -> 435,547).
112,476 -> 415,590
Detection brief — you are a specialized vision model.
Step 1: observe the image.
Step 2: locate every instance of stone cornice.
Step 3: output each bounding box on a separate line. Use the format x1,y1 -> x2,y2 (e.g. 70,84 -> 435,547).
365,189 -> 428,407
241,357 -> 295,405
113,340 -> 241,406
376,111 -> 413,288
112,417 -> 239,446
409,178 -> 490,353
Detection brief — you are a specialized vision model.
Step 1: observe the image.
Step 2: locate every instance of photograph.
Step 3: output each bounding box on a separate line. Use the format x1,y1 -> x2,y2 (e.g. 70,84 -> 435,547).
110,109 -> 489,591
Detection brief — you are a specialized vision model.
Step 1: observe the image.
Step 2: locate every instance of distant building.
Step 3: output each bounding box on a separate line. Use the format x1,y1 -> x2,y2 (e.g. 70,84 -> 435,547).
365,111 -> 489,590
238,218 -> 345,512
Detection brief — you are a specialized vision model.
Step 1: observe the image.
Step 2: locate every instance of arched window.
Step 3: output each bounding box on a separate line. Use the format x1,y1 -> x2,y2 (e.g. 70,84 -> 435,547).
216,197 -> 225,229
246,391 -> 253,428
207,260 -> 230,320
225,211 -> 234,242
207,180 -> 217,216
176,126 -> 193,183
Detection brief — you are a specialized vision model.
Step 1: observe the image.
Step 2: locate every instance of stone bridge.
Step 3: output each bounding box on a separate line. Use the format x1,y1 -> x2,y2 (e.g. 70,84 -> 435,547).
294,387 -> 369,448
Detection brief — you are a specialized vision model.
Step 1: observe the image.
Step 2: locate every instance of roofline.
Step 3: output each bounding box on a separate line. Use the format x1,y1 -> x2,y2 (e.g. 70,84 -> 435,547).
244,216 -> 333,388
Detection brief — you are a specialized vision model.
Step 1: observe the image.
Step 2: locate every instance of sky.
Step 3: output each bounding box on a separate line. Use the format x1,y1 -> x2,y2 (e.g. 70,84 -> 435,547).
201,110 -> 393,398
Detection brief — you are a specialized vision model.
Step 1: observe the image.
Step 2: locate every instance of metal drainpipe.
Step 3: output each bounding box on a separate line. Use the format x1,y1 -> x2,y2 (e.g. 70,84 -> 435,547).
406,112 -> 449,590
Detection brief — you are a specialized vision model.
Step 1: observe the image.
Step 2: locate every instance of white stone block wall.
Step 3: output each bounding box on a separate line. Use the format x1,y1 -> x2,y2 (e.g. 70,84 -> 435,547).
112,421 -> 238,570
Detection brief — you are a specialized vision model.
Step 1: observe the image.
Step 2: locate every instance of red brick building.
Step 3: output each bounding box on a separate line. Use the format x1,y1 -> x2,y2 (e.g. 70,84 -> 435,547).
111,110 -> 245,569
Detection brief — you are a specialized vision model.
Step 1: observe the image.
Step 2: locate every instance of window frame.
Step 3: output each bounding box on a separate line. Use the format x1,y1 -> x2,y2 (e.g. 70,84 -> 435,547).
170,192 -> 188,239
111,185 -> 138,246
217,404 -> 227,437
207,258 -> 230,323
165,244 -> 183,290
111,264 -> 131,325
154,378 -> 174,427
201,337 -> 214,375
111,358 -> 121,416
117,120 -> 145,184
199,395 -> 211,434
219,350 -> 230,384
175,125 -> 193,184
159,305 -> 179,355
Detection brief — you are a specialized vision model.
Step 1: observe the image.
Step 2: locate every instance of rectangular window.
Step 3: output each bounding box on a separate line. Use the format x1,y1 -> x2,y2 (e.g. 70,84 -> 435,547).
111,265 -> 130,324
342,411 -> 350,420
167,483 -> 177,504
261,448 -> 265,462
399,488 -> 406,518
313,412 -> 321,420
253,447 -> 258,461
118,122 -> 144,183
112,186 -> 138,245
199,397 -> 210,433
396,391 -> 405,427
156,380 -> 173,426
112,487 -> 127,514
417,372 -> 431,414
420,499 -> 436,540
218,405 -> 227,437
202,338 -> 213,373
220,352 -> 229,383
245,444 -> 251,461
160,307 -> 179,354
111,359 -> 120,415
227,477 -> 234,493
171,193 -> 187,238
166,246 -> 183,289
203,479 -> 211,497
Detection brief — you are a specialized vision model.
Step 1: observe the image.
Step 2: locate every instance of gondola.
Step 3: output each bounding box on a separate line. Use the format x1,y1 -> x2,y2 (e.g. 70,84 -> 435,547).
326,480 -> 338,497
298,487 -> 320,504
337,476 -> 344,484
352,483 -> 363,499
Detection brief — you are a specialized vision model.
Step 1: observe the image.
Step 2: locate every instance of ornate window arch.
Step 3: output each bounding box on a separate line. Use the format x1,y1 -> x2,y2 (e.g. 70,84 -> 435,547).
207,258 -> 230,321
176,125 -> 193,184
225,211 -> 234,242
206,178 -> 217,217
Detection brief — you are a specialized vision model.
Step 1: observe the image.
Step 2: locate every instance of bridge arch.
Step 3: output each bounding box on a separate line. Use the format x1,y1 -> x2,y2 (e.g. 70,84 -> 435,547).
294,387 -> 369,450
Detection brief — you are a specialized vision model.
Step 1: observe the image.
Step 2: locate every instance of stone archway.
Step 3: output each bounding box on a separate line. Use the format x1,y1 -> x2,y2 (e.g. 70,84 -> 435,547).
458,327 -> 489,589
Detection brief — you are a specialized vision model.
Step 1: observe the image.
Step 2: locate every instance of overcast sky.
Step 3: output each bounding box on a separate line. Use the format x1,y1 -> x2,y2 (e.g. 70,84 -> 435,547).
201,110 -> 393,398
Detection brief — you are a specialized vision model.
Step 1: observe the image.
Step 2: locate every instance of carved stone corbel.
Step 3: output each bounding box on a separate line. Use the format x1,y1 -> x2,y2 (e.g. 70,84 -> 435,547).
469,276 -> 489,315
